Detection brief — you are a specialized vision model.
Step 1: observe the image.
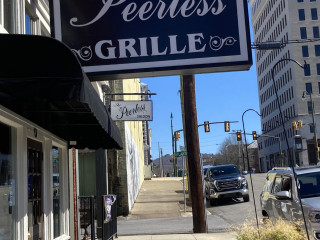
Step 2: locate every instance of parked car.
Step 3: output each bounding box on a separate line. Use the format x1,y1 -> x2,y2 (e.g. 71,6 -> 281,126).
260,166 -> 320,240
204,164 -> 249,206
203,164 -> 214,176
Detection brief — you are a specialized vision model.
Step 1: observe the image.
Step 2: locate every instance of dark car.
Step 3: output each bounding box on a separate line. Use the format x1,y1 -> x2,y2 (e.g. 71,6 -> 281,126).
204,164 -> 249,206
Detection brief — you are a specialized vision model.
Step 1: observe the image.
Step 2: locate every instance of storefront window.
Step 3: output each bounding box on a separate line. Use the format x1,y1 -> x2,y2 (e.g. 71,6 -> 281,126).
52,147 -> 61,238
0,122 -> 16,240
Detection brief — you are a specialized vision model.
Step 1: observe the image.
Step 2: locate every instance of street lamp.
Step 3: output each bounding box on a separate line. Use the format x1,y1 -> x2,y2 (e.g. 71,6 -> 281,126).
271,58 -> 306,167
302,91 -> 320,164
272,59 -> 310,240
241,108 -> 261,230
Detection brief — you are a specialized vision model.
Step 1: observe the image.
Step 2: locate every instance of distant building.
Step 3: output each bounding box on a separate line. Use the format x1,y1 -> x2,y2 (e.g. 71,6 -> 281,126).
250,0 -> 320,170
202,154 -> 215,165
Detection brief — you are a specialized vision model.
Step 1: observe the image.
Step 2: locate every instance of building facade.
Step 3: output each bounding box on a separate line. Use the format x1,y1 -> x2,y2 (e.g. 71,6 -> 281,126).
106,79 -> 146,216
250,0 -> 320,171
0,1 -> 124,240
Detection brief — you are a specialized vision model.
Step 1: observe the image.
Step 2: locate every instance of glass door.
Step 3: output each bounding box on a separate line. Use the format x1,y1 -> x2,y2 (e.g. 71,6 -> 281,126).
0,122 -> 16,240
27,139 -> 43,240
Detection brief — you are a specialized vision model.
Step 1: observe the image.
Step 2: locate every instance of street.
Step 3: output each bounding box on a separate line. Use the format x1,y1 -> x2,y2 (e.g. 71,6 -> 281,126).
206,173 -> 267,230
117,173 -> 267,236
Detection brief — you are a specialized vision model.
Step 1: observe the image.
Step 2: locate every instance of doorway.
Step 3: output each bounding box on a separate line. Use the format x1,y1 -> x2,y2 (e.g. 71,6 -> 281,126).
27,138 -> 43,240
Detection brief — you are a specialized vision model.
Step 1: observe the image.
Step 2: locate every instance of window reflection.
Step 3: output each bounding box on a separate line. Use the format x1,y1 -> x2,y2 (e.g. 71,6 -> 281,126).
52,147 -> 60,237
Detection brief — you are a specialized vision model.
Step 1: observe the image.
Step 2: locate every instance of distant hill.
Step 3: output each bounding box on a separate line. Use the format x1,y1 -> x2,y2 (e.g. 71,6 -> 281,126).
152,153 -> 214,177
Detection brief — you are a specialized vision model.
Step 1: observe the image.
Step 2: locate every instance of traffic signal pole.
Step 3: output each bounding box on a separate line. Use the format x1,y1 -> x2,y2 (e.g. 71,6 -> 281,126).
182,75 -> 207,233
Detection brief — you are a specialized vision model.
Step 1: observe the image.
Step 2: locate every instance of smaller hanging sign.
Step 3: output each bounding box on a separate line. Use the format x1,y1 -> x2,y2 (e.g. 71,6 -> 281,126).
111,101 -> 153,121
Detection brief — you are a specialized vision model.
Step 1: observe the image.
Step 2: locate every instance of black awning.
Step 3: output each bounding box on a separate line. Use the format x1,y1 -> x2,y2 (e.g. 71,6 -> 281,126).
0,34 -> 122,150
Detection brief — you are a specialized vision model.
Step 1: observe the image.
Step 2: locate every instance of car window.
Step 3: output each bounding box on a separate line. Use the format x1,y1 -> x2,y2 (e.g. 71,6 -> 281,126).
297,172 -> 320,198
263,173 -> 276,192
209,165 -> 239,177
281,176 -> 291,192
272,176 -> 282,194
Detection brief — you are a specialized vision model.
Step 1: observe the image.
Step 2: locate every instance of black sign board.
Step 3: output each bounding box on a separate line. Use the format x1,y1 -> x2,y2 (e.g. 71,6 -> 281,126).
49,0 -> 252,80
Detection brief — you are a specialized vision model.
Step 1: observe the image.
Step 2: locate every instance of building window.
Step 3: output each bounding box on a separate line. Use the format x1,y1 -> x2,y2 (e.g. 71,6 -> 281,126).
310,0 -> 316,2
314,27 -> 320,38
315,45 -> 320,56
302,46 -> 309,57
300,27 -> 307,39
311,8 -> 318,20
306,82 -> 312,93
298,9 -> 305,20
310,124 -> 314,133
317,63 -> 320,75
25,13 -> 31,35
2,0 -> 14,33
304,64 -> 311,76
298,0 -> 303,2
308,101 -> 313,114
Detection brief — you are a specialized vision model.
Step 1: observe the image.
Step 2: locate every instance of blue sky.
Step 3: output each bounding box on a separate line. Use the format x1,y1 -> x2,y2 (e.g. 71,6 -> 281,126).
141,54 -> 262,159
141,5 -> 261,160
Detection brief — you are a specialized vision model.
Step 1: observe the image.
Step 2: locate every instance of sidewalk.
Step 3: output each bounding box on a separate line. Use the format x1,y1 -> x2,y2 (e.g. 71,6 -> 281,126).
117,232 -> 237,240
117,177 -> 237,239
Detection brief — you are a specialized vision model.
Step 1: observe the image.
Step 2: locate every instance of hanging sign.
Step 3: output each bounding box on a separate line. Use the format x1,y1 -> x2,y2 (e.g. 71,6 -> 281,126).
111,101 -> 153,121
49,0 -> 252,80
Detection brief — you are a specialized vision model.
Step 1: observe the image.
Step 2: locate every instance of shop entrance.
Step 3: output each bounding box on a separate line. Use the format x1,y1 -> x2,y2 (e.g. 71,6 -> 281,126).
27,138 -> 43,240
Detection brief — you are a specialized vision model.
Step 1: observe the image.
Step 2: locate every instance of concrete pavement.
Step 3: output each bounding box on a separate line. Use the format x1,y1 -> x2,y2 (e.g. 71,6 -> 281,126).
117,232 -> 237,240
117,177 -> 238,239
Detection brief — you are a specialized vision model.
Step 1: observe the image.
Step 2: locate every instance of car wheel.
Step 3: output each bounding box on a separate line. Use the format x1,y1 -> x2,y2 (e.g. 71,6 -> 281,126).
243,195 -> 250,202
210,199 -> 218,206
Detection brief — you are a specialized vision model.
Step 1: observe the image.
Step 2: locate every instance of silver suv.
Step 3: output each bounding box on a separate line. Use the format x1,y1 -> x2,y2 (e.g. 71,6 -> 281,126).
260,166 -> 320,240
204,164 -> 249,206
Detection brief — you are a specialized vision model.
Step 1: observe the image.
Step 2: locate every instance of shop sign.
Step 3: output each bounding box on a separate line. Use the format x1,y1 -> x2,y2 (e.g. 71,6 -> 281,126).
110,101 -> 153,121
49,0 -> 252,80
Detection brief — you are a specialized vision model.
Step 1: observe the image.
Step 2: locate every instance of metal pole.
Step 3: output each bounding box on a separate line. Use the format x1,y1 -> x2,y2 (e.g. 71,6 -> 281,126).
161,148 -> 164,177
240,131 -> 246,171
310,93 -> 319,163
183,156 -> 186,213
182,74 -> 207,233
271,59 -> 310,240
242,109 -> 261,230
158,142 -> 162,177
278,138 -> 283,167
171,113 -> 175,176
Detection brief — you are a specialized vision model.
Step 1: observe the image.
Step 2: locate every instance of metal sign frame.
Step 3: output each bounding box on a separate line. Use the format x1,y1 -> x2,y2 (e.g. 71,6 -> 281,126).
49,0 -> 252,80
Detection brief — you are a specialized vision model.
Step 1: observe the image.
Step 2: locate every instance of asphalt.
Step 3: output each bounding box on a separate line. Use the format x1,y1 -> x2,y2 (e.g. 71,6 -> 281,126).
116,177 -> 238,240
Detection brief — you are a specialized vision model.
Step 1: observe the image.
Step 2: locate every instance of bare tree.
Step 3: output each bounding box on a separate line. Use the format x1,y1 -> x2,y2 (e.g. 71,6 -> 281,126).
216,135 -> 244,170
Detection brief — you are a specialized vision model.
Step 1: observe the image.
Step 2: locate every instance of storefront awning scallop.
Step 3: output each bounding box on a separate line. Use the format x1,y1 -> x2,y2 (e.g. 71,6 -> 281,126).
0,34 -> 122,150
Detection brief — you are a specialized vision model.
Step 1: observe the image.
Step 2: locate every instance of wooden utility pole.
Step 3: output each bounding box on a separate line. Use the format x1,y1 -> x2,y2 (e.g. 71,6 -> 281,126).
182,74 -> 207,233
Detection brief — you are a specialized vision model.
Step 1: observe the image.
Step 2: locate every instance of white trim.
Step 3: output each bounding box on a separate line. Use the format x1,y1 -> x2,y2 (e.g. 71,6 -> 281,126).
0,105 -> 70,240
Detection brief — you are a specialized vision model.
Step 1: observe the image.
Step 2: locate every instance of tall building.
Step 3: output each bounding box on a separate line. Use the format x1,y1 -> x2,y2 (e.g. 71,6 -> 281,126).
249,0 -> 320,172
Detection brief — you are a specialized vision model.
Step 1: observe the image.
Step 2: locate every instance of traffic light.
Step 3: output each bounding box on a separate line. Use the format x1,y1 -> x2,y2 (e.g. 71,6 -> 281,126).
236,131 -> 242,141
298,120 -> 303,129
292,121 -> 298,131
175,131 -> 181,141
204,121 -> 210,132
252,131 -> 257,140
224,121 -> 230,132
